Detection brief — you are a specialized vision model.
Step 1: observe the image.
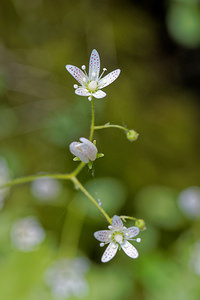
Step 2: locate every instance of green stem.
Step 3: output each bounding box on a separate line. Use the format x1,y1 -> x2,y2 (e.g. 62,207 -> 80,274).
89,97 -> 95,141
71,176 -> 112,224
120,215 -> 137,222
94,123 -> 129,132
0,173 -> 72,189
71,161 -> 85,177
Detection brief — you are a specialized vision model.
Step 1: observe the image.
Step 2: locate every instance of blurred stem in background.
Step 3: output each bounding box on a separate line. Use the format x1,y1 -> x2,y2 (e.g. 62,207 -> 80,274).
58,200 -> 86,257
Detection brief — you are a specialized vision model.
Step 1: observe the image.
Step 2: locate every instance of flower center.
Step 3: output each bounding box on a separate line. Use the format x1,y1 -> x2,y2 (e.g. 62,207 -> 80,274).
114,233 -> 124,244
88,81 -> 98,91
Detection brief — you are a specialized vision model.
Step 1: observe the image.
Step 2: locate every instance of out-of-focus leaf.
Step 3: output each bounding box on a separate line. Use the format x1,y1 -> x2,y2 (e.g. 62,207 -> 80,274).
135,186 -> 185,229
167,4 -> 200,48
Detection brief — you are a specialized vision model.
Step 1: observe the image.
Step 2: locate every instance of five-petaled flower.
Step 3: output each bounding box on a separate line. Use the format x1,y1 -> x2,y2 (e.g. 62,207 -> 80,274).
69,137 -> 97,164
94,215 -> 141,263
65,49 -> 120,101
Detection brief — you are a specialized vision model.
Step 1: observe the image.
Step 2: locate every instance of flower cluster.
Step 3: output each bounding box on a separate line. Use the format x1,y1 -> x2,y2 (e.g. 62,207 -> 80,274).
65,50 -> 143,262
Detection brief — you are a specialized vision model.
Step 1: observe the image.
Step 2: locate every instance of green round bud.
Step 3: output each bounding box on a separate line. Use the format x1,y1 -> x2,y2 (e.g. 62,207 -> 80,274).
135,219 -> 146,230
126,130 -> 139,142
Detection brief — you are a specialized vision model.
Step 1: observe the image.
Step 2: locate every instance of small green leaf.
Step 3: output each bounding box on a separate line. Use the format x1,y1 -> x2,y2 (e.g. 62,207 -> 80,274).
97,153 -> 104,159
88,161 -> 93,169
73,156 -> 80,161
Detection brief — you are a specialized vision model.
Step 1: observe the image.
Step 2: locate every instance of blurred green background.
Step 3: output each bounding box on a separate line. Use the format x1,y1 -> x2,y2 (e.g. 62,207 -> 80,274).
0,0 -> 200,299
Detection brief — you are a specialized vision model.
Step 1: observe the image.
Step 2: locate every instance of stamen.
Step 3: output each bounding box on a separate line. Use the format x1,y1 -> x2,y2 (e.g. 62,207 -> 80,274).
129,237 -> 141,242
100,242 -> 105,247
81,65 -> 88,76
108,225 -> 112,230
74,84 -> 78,89
98,67 -> 107,80
88,96 -> 92,101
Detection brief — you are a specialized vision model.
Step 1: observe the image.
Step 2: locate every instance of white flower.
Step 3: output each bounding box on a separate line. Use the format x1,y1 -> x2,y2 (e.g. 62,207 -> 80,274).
45,257 -> 90,299
178,186 -> 200,219
66,49 -> 120,101
94,215 -> 141,263
31,178 -> 62,202
10,216 -> 45,252
69,137 -> 97,163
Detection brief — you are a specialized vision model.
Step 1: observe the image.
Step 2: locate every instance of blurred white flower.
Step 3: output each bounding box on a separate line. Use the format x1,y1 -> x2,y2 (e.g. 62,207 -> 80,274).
66,49 -> 120,101
0,157 -> 11,209
31,178 -> 62,202
10,216 -> 45,252
178,186 -> 200,219
69,137 -> 97,163
94,215 -> 141,263
190,242 -> 200,276
45,257 -> 90,299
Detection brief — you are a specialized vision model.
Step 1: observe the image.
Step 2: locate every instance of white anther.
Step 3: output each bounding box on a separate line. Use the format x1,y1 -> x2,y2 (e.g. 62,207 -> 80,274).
74,84 -> 78,89
100,242 -> 105,247
108,225 -> 112,230
81,65 -> 86,70
136,238 -> 141,243
103,68 -> 107,71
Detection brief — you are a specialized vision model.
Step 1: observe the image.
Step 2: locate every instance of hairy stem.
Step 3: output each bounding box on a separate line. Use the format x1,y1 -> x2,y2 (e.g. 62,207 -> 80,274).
89,97 -> 95,141
71,176 -> 112,224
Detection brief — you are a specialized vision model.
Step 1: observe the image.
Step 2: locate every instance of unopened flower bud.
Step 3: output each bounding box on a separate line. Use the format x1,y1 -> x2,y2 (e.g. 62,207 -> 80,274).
135,219 -> 146,230
126,130 -> 139,142
69,137 -> 98,163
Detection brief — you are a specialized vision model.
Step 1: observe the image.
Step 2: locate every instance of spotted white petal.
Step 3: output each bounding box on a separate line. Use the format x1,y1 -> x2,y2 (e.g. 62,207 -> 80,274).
126,226 -> 140,239
65,65 -> 88,85
94,230 -> 110,242
121,240 -> 139,259
112,215 -> 123,229
89,49 -> 100,81
69,142 -> 89,163
75,88 -> 90,97
98,69 -> 121,89
79,138 -> 97,161
92,90 -> 106,99
101,242 -> 118,263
